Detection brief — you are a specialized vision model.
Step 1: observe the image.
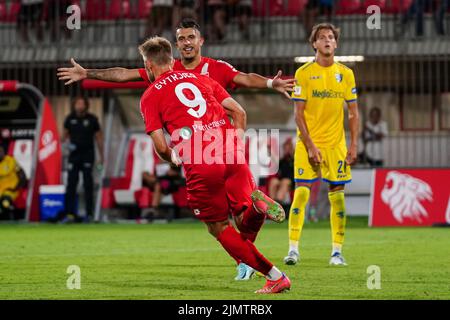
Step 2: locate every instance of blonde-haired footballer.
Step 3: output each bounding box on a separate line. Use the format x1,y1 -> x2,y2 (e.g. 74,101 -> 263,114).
285,23 -> 359,266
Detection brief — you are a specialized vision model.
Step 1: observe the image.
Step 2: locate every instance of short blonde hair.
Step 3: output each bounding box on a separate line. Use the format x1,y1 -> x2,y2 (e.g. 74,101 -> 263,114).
138,36 -> 173,65
309,23 -> 340,47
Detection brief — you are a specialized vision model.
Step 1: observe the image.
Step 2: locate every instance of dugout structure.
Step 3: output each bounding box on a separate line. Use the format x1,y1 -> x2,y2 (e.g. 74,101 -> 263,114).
0,81 -> 62,221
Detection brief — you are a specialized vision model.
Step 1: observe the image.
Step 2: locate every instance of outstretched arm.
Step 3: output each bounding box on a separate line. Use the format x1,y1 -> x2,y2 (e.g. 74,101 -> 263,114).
57,58 -> 142,85
233,70 -> 295,99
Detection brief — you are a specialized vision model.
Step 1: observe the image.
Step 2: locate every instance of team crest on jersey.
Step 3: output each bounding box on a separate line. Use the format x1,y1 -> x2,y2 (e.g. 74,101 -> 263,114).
83,119 -> 89,127
335,73 -> 343,83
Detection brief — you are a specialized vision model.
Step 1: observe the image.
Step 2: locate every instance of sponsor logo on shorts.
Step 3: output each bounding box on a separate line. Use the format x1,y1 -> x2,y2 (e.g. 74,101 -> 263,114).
192,119 -> 226,133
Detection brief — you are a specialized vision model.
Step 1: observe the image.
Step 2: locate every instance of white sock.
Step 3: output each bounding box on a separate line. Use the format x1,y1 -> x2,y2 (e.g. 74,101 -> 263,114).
332,243 -> 342,256
266,266 -> 282,281
289,240 -> 299,253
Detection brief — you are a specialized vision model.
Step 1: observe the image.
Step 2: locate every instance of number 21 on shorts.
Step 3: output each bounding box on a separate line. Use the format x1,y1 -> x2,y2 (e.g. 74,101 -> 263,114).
337,160 -> 347,173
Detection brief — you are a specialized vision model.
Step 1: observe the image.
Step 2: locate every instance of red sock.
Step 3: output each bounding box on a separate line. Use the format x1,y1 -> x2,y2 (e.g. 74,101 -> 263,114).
217,225 -> 273,275
238,204 -> 266,243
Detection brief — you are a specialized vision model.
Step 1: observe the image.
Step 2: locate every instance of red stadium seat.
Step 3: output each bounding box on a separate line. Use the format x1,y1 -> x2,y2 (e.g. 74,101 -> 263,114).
109,134 -> 156,207
84,0 -> 107,20
362,0 -> 386,12
105,134 -> 188,214
134,0 -> 152,19
0,0 -> 7,21
253,0 -> 307,16
336,0 -> 362,14
108,0 -> 132,19
7,139 -> 33,210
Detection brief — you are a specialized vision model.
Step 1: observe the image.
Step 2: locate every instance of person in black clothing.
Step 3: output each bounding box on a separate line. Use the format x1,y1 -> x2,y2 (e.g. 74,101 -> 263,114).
62,96 -> 103,222
268,137 -> 295,205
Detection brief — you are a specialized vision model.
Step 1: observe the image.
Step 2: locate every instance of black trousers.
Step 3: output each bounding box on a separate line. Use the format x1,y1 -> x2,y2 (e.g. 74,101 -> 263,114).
65,157 -> 94,217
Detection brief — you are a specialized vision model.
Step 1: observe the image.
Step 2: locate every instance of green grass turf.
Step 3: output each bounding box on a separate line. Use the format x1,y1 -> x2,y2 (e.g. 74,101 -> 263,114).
0,217 -> 449,300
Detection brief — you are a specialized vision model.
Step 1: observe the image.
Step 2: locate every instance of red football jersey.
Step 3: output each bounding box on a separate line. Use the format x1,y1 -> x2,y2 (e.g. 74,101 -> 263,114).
138,56 -> 240,89
140,70 -> 238,163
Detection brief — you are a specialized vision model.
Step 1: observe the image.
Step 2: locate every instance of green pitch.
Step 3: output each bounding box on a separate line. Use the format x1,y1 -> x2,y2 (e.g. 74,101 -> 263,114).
0,218 -> 449,300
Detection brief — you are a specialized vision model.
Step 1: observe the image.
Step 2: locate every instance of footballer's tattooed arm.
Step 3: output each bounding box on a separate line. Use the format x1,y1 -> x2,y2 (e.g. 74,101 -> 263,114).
149,129 -> 182,166
57,58 -> 141,85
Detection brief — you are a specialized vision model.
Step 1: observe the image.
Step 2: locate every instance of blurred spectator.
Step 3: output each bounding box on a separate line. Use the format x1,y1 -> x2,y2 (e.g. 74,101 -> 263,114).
399,0 -> 425,37
173,0 -> 199,29
268,137 -> 294,205
142,163 -> 185,220
301,0 -> 333,40
45,0 -> 72,42
306,179 -> 320,222
17,0 -> 44,42
363,107 -> 388,167
63,96 -> 104,222
0,145 -> 27,219
233,0 -> 252,40
205,0 -> 227,41
144,0 -> 174,38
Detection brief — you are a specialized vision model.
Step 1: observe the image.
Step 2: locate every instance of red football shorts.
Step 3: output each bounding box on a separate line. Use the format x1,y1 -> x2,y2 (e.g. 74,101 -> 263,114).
183,162 -> 257,223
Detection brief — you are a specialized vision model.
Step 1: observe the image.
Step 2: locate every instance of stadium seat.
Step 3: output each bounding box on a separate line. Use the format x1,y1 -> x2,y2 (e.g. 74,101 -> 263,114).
106,133 -> 188,214
84,0 -> 107,20
110,134 -> 156,206
336,0 -> 362,14
362,0 -> 386,12
253,0 -> 307,16
135,0 -> 152,19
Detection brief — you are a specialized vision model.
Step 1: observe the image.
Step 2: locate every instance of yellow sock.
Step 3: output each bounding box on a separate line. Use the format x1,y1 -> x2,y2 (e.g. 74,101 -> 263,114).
288,186 -> 310,252
328,190 -> 346,254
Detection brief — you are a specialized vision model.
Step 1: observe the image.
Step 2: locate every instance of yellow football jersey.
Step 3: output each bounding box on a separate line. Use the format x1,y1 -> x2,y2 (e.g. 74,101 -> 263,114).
291,61 -> 357,148
0,155 -> 20,195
